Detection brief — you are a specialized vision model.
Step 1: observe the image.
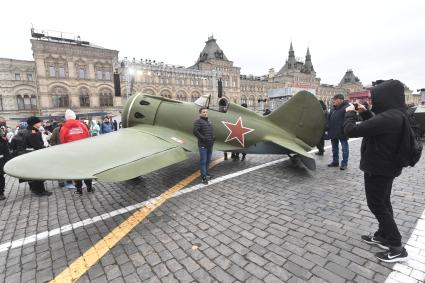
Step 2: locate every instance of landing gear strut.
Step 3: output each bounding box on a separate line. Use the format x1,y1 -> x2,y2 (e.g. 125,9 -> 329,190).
288,154 -> 301,166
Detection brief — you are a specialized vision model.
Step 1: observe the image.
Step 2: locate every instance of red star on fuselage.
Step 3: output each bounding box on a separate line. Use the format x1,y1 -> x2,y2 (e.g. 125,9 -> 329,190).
221,117 -> 255,147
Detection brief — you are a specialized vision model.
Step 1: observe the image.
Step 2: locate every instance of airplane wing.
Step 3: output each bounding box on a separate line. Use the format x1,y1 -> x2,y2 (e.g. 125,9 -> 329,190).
264,135 -> 316,170
4,126 -> 189,182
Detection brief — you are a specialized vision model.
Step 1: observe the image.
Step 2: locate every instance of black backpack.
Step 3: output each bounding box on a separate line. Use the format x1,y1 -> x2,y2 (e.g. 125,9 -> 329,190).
396,111 -> 423,167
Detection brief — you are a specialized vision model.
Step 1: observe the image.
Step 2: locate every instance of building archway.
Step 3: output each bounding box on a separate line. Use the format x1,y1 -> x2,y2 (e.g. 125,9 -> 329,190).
79,87 -> 90,107
190,91 -> 201,102
141,88 -> 156,96
50,86 -> 69,108
176,90 -> 188,101
241,95 -> 247,105
99,87 -> 113,107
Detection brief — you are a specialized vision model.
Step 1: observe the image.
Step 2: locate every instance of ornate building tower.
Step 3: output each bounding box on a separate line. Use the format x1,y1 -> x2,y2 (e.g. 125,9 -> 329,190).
271,43 -> 320,89
302,48 -> 315,74
190,36 -> 241,106
338,69 -> 364,93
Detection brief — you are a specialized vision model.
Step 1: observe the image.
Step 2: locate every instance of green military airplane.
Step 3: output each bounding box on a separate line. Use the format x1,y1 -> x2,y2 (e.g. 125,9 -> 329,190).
4,91 -> 325,182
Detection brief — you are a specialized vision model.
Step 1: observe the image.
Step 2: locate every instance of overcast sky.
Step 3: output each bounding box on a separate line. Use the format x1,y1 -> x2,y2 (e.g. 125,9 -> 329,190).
1,0 -> 424,90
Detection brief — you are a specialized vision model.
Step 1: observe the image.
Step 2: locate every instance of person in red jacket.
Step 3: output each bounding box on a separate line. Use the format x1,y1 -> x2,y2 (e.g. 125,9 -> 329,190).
60,109 -> 94,195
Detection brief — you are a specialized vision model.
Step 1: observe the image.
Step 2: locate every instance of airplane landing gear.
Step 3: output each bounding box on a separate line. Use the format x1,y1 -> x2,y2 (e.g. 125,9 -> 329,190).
288,154 -> 302,166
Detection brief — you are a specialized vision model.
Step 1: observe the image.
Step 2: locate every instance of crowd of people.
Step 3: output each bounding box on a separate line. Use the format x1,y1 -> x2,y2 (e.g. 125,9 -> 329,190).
1,115 -> 119,149
0,111 -> 120,200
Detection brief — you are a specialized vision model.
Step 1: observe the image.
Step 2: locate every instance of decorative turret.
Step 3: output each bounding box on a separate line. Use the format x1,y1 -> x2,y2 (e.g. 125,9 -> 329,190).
277,42 -> 299,75
302,48 -> 315,74
339,69 -> 361,86
196,36 -> 228,63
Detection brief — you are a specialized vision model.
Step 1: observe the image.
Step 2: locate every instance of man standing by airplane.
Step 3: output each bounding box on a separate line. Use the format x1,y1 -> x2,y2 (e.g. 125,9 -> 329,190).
60,109 -> 94,195
193,107 -> 215,184
328,94 -> 350,170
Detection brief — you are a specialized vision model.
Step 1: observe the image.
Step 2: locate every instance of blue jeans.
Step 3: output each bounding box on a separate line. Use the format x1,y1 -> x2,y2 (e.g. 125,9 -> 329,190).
331,137 -> 349,166
199,146 -> 212,177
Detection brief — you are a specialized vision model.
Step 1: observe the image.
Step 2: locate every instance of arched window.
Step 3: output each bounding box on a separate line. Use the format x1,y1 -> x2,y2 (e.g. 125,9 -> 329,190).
99,89 -> 113,107
248,95 -> 256,108
17,95 -> 24,110
24,95 -> 31,109
17,94 -> 37,110
160,90 -> 172,99
176,90 -> 187,101
142,88 -> 155,95
79,88 -> 90,107
30,95 -> 37,109
241,95 -> 247,105
190,92 -> 200,102
51,87 -> 69,108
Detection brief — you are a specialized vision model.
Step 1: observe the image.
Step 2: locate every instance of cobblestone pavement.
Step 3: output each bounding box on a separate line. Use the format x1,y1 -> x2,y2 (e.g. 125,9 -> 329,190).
0,139 -> 424,282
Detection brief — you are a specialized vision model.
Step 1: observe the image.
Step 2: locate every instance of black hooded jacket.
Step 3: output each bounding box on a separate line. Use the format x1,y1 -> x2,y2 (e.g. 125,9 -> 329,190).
344,79 -> 406,177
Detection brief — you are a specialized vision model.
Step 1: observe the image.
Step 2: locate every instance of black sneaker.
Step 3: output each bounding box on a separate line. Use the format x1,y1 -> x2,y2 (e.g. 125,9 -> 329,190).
376,247 -> 408,263
361,235 -> 389,250
87,187 -> 95,193
340,165 -> 347,170
35,191 -> 52,197
74,189 -> 83,196
327,162 -> 339,167
206,175 -> 213,180
201,177 -> 208,185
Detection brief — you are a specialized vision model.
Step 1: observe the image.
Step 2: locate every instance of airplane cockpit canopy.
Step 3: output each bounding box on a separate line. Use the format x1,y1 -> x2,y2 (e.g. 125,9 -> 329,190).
194,95 -> 229,113
194,94 -> 210,108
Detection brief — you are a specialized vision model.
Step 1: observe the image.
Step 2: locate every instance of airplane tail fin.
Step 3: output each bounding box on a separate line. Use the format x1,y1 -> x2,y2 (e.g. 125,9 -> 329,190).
266,91 -> 326,147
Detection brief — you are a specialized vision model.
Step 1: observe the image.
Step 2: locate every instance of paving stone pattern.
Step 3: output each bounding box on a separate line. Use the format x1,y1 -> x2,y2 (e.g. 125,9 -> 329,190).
0,139 -> 424,282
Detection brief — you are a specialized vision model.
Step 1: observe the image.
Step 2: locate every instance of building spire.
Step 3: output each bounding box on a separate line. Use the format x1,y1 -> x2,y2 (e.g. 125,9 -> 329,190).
288,42 -> 295,58
301,47 -> 314,74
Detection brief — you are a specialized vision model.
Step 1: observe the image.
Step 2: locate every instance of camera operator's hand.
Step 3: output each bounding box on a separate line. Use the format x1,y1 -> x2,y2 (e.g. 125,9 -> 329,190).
346,104 -> 356,112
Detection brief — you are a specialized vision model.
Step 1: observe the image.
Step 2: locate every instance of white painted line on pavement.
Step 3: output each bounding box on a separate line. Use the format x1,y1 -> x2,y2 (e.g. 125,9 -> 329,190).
385,209 -> 425,283
0,140 -> 359,254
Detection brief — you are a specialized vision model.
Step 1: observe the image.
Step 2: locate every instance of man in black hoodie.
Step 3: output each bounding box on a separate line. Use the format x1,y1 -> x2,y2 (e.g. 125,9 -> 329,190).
328,94 -> 350,170
344,79 -> 408,262
193,107 -> 215,184
24,117 -> 52,197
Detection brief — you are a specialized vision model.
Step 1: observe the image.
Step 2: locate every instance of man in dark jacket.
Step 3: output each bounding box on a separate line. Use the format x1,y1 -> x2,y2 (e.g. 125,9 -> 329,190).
328,94 -> 350,170
193,107 -> 215,184
0,128 -> 10,200
25,117 -> 52,197
344,79 -> 408,262
316,100 -> 328,155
